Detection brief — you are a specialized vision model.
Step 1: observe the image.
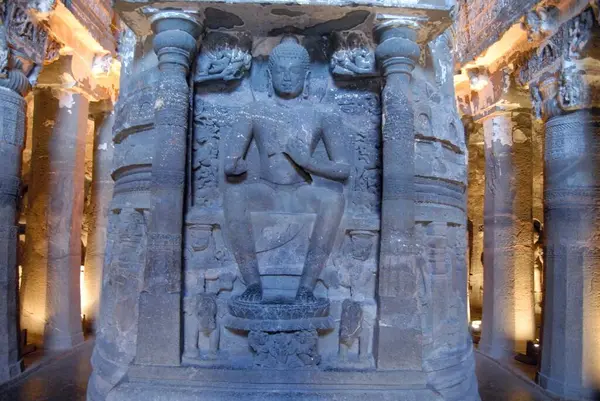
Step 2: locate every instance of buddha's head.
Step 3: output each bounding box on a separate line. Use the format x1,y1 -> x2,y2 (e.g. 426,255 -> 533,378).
268,35 -> 310,99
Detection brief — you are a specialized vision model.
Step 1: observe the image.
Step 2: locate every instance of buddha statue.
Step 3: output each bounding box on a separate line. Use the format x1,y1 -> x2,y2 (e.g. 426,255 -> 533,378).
223,35 -> 350,304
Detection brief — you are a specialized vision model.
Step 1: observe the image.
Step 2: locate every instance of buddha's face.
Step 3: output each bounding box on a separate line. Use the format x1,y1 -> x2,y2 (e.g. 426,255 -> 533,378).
270,57 -> 306,99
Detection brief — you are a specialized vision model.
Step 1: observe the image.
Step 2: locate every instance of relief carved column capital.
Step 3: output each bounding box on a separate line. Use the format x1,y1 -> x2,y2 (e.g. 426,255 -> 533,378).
373,16 -> 423,77
0,24 -> 31,97
522,8 -> 600,119
0,63 -> 31,97
150,11 -> 203,73
530,74 -> 562,121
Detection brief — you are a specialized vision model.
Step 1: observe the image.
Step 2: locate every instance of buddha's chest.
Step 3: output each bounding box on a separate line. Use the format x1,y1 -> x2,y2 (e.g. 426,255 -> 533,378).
253,107 -> 318,152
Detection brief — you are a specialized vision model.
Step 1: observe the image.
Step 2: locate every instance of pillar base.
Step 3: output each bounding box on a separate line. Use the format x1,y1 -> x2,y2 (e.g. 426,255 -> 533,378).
477,342 -> 515,362
0,359 -> 23,384
105,366 -> 443,401
538,372 -> 597,400
44,331 -> 84,351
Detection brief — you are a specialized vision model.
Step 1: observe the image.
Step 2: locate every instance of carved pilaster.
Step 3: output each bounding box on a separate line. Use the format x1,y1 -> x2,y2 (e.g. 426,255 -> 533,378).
136,11 -> 202,366
373,15 -> 423,371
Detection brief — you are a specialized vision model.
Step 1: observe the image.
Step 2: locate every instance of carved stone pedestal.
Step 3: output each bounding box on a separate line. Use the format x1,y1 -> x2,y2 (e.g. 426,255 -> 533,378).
226,297 -> 333,368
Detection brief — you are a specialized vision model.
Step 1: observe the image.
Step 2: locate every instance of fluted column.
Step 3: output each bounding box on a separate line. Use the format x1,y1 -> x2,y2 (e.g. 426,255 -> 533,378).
135,11 -> 202,366
478,107 -> 535,359
0,63 -> 30,383
20,85 -> 88,351
373,17 -> 423,370
82,106 -> 115,332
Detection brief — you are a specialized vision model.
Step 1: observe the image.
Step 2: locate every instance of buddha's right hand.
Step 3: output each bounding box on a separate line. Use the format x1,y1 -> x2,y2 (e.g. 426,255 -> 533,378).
224,156 -> 248,176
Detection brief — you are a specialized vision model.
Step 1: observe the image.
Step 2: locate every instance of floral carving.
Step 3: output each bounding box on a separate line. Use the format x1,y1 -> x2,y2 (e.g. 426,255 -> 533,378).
249,330 -> 320,368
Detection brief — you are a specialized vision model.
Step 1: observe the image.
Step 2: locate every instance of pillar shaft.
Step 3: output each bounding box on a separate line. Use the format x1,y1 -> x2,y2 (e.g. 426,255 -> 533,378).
466,119 -> 485,316
83,110 -> 115,332
20,88 -> 88,350
373,21 -> 423,370
539,109 -> 600,398
479,110 -> 535,358
135,12 -> 202,366
0,70 -> 30,383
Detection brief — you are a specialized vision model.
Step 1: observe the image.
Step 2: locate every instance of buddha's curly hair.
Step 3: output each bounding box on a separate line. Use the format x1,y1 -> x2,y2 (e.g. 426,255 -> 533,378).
268,35 -> 310,71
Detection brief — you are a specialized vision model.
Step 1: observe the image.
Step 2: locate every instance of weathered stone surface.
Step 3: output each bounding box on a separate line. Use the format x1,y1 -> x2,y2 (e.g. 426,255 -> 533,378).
114,1 -> 454,44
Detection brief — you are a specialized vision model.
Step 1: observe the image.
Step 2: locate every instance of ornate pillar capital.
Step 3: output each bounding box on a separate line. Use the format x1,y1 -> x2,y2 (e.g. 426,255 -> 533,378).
521,8 -> 600,119
0,25 -> 31,97
150,11 -> 203,72
530,74 -> 562,121
0,63 -> 32,97
373,15 -> 423,77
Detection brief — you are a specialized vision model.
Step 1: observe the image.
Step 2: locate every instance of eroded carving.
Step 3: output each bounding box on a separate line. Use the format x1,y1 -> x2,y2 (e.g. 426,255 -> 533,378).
330,31 -> 376,77
5,1 -> 50,64
195,32 -> 252,83
339,299 -> 363,360
249,330 -> 320,368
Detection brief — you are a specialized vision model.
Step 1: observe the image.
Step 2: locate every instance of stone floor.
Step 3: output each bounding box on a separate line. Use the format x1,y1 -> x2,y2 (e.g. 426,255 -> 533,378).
0,339 -> 553,401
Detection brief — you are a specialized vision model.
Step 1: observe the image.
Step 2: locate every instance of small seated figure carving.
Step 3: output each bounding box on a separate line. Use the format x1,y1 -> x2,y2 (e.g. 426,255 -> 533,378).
224,35 -> 350,304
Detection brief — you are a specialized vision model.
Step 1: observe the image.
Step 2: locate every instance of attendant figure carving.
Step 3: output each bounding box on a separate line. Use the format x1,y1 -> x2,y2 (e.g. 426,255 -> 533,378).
223,35 -> 350,304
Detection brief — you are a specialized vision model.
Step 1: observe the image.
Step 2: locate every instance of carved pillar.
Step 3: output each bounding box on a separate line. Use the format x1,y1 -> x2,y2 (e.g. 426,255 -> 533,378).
537,75 -> 600,399
20,84 -> 88,350
534,59 -> 600,400
514,9 -> 600,398
0,62 -> 30,383
373,17 -> 423,370
465,117 -> 485,316
82,105 -> 115,332
478,105 -> 535,358
135,11 -> 202,366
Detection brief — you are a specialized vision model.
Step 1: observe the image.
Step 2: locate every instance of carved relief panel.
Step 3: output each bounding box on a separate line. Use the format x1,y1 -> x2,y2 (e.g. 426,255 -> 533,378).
183,31 -> 381,369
